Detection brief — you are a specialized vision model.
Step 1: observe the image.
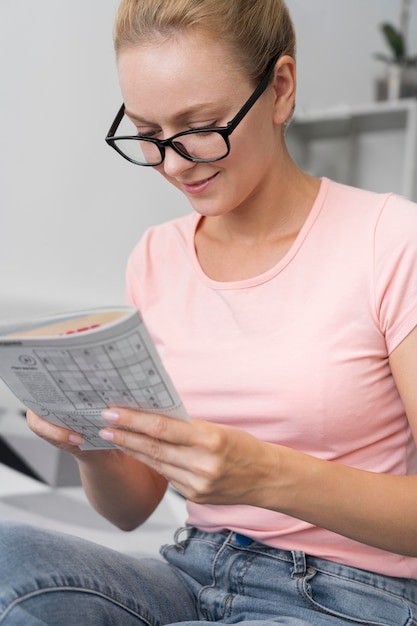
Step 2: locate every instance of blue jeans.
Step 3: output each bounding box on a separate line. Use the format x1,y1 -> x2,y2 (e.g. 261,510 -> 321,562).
0,523 -> 417,625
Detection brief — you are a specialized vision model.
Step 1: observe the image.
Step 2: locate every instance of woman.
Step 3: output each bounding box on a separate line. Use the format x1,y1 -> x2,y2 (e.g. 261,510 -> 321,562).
1,0 -> 417,624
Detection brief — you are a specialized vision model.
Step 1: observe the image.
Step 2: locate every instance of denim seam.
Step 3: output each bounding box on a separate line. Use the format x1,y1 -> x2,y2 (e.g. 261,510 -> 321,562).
312,565 -> 416,605
236,551 -> 259,596
226,543 -> 294,566
196,533 -> 231,621
296,572 -> 413,626
0,586 -> 154,625
189,537 -> 228,548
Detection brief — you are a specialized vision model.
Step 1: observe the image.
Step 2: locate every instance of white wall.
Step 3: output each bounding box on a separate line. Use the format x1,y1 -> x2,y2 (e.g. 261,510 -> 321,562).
287,0 -> 417,112
1,1 -> 416,314
0,0 -> 188,312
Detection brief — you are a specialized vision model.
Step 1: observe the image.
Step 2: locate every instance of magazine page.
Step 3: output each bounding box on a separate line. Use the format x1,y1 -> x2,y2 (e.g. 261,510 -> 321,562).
0,307 -> 189,450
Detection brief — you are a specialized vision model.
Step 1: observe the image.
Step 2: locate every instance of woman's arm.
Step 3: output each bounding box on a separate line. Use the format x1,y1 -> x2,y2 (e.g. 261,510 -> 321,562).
99,325 -> 417,554
276,318 -> 417,556
76,450 -> 168,531
27,410 -> 168,531
76,450 -> 167,531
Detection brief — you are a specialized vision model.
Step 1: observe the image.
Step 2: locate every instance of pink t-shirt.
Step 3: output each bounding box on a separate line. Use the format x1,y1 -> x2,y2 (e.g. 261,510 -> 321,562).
126,178 -> 417,578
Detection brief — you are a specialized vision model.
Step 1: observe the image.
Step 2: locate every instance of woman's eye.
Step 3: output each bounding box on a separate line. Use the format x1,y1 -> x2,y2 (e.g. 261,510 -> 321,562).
137,129 -> 161,139
190,121 -> 217,131
192,129 -> 216,139
134,120 -> 218,139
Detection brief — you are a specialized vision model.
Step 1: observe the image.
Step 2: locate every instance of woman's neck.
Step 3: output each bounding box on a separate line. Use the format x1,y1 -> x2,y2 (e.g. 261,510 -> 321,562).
194,165 -> 321,282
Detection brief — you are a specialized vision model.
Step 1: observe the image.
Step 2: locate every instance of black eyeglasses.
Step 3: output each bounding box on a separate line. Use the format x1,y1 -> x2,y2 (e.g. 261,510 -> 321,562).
105,54 -> 279,167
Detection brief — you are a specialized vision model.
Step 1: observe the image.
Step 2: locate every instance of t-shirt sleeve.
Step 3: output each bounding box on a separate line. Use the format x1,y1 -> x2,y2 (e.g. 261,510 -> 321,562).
375,194 -> 417,353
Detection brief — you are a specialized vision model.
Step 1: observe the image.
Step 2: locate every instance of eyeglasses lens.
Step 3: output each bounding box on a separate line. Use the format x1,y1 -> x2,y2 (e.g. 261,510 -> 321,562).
111,114 -> 228,165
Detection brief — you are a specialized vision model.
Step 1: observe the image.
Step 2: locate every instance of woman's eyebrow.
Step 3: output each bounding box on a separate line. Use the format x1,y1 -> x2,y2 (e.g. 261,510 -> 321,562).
124,102 -> 220,125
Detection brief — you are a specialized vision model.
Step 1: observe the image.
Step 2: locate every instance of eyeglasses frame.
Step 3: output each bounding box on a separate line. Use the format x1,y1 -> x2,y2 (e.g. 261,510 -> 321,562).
105,53 -> 280,167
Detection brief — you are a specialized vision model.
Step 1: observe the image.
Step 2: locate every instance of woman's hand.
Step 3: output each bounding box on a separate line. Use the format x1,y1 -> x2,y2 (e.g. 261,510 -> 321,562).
99,409 -> 279,505
27,409 -> 168,530
99,402 -> 417,558
26,409 -> 89,459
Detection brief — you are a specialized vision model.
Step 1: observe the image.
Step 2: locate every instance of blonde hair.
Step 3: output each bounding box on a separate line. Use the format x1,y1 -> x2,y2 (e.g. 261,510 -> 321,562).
114,0 -> 296,83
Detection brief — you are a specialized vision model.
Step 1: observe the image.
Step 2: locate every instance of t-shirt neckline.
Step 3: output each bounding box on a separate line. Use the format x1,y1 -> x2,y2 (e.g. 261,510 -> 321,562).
188,177 -> 330,290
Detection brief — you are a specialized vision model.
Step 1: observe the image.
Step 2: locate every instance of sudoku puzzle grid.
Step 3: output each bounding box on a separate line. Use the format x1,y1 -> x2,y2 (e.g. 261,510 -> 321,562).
34,332 -> 175,412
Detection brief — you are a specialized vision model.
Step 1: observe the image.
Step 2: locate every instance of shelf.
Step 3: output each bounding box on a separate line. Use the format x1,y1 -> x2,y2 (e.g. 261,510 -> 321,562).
287,99 -> 417,200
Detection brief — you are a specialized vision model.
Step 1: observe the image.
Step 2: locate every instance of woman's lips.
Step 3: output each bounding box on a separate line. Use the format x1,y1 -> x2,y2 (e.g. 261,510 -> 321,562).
182,172 -> 219,195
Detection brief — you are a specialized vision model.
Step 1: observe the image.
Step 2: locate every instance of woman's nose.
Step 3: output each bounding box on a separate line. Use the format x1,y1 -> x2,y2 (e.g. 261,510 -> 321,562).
162,145 -> 196,178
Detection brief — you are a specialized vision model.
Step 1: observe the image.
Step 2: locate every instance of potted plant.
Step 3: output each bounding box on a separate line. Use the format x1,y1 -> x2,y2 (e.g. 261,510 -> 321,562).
375,0 -> 417,100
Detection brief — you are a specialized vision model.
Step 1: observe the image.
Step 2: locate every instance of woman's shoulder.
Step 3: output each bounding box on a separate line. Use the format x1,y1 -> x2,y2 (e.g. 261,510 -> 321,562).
130,212 -> 198,257
141,212 -> 198,247
325,177 -> 417,213
126,212 -> 200,287
323,178 -> 417,234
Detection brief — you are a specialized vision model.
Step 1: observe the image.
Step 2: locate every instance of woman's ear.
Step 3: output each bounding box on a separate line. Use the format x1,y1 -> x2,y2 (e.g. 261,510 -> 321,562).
271,55 -> 296,125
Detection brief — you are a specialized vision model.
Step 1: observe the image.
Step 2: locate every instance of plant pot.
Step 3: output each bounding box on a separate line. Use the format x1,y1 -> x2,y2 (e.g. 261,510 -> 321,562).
375,64 -> 417,101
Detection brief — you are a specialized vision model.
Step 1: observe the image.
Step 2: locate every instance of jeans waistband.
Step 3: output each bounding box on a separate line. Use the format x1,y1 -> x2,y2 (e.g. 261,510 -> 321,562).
182,526 -> 417,603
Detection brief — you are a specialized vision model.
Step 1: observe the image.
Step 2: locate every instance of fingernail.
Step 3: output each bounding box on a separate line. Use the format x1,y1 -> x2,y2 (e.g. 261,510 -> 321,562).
102,409 -> 120,424
99,428 -> 115,442
69,434 -> 84,445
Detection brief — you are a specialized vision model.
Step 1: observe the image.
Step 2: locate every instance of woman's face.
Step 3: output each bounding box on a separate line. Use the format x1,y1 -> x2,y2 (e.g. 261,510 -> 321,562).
117,31 -> 285,218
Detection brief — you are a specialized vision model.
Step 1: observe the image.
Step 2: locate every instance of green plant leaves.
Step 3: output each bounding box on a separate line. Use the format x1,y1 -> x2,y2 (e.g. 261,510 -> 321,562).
381,23 -> 405,60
